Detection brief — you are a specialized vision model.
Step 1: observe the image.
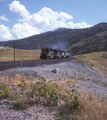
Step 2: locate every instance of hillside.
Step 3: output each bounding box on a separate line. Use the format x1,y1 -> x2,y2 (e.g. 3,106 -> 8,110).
0,22 -> 107,55
71,31 -> 107,54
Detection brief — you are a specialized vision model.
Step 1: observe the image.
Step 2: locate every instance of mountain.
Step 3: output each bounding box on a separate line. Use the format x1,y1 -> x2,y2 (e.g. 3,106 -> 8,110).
55,28 -> 69,31
0,22 -> 107,55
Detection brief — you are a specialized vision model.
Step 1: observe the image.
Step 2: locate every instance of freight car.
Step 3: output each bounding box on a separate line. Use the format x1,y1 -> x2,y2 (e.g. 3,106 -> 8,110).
40,48 -> 70,59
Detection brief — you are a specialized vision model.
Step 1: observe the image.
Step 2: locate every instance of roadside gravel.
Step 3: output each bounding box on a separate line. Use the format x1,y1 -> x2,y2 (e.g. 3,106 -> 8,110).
0,101 -> 56,120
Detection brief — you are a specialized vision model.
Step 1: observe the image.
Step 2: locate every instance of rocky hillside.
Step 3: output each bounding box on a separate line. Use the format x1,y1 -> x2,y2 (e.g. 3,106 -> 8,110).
0,22 -> 107,55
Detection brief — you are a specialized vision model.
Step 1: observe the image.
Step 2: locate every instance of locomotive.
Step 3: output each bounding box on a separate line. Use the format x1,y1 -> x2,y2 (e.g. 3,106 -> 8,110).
40,48 -> 70,59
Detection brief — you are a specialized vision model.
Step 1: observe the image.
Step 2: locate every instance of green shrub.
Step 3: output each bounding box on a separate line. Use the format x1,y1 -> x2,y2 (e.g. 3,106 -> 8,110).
27,80 -> 79,109
13,99 -> 28,110
0,82 -> 12,98
63,93 -> 79,110
27,81 -> 60,106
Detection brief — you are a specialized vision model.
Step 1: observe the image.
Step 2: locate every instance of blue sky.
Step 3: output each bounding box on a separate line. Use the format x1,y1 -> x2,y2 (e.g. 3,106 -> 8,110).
0,0 -> 107,41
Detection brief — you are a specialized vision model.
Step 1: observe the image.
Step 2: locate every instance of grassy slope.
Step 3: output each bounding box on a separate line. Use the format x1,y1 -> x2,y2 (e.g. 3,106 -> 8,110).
75,52 -> 107,77
0,47 -> 41,62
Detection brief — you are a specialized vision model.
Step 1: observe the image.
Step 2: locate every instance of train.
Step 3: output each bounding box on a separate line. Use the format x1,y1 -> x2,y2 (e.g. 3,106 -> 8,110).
40,48 -> 70,59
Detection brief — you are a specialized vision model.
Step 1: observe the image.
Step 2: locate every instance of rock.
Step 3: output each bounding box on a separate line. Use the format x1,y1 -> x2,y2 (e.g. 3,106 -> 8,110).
51,68 -> 59,74
57,99 -> 65,107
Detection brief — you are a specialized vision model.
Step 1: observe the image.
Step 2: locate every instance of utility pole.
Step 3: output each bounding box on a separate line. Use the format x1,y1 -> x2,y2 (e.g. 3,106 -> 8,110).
14,41 -> 15,61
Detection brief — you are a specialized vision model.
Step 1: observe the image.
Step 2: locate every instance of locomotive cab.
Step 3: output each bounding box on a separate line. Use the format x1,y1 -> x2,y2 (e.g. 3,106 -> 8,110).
40,48 -> 54,59
40,48 -> 49,59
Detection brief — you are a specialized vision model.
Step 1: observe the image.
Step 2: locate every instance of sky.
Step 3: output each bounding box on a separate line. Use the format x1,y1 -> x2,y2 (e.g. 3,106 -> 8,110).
0,0 -> 107,41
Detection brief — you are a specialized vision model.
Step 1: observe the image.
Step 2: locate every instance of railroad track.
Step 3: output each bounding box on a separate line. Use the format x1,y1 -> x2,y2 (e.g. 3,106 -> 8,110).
0,57 -> 75,71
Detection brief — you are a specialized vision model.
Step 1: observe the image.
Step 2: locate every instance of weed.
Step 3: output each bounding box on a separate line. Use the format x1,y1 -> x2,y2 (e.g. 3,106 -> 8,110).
27,81 -> 61,106
0,73 -> 106,120
13,99 -> 28,110
0,82 -> 12,98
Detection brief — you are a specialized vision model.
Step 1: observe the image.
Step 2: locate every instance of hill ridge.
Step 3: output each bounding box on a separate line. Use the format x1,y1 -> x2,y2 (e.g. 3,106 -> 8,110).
0,22 -> 107,55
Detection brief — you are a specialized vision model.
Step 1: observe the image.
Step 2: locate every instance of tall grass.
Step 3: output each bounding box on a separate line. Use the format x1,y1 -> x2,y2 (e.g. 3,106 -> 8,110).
77,92 -> 107,120
0,75 -> 79,110
0,74 -> 107,120
57,91 -> 107,120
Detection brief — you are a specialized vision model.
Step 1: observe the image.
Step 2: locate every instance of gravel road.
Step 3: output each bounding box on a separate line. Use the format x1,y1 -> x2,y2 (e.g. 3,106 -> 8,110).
0,58 -> 107,99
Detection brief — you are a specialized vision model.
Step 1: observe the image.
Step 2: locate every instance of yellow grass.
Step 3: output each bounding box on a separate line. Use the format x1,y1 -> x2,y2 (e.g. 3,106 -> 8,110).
75,52 -> 107,77
0,47 -> 41,62
76,91 -> 107,120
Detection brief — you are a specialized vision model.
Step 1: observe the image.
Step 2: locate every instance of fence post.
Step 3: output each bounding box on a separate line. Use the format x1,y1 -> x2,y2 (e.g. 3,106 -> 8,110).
56,68 -> 59,74
20,60 -> 22,67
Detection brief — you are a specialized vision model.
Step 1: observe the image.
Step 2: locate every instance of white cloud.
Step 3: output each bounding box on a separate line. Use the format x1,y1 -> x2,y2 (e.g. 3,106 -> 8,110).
11,23 -> 40,39
8,1 -> 74,39
0,0 -> 3,1
58,12 -> 73,22
0,15 -> 9,21
31,7 -> 73,30
0,25 -> 13,40
9,1 -> 31,23
67,22 -> 92,29
5,0 -> 91,40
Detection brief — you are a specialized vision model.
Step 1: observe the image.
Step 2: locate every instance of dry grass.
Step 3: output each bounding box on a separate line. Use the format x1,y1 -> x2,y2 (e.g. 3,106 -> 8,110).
57,91 -> 107,120
75,52 -> 107,77
0,74 -> 107,120
77,92 -> 107,120
0,74 -> 79,110
0,47 -> 41,62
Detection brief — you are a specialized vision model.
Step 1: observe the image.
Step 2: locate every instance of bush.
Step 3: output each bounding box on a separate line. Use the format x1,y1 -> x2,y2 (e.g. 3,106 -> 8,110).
0,82 -> 12,98
27,81 -> 60,106
13,99 -> 28,110
27,80 -> 79,109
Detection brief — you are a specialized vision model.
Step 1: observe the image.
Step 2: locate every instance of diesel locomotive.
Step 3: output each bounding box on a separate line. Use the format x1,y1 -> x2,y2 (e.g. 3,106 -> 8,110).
40,48 -> 70,59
